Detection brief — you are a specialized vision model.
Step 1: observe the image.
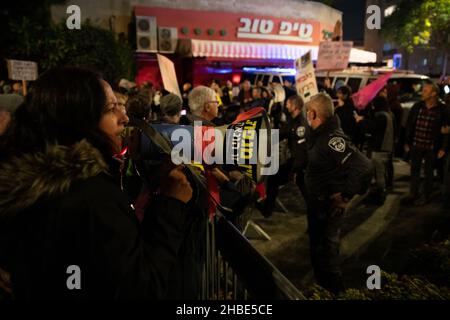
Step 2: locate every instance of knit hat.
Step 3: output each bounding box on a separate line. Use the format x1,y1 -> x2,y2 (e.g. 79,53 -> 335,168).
0,94 -> 24,113
160,93 -> 182,116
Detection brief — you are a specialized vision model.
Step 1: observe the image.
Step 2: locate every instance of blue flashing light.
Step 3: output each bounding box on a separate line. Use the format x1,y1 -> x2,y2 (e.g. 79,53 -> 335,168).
242,67 -> 296,75
205,67 -> 233,74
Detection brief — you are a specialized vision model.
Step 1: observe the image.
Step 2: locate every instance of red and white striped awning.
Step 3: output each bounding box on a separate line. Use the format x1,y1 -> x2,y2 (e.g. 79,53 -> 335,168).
192,39 -> 318,60
191,39 -> 376,63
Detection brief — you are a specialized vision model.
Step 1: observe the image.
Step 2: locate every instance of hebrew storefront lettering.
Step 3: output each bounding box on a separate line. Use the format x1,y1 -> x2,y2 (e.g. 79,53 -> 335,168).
237,18 -> 313,42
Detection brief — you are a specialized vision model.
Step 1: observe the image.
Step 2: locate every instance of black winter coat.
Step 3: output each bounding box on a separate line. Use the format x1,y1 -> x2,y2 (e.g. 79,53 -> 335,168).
279,113 -> 310,172
358,108 -> 395,153
0,140 -> 187,299
335,101 -> 359,143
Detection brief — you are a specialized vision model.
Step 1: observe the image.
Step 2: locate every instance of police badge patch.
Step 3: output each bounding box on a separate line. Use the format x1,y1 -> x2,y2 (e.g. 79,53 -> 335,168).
296,126 -> 305,137
328,137 -> 346,152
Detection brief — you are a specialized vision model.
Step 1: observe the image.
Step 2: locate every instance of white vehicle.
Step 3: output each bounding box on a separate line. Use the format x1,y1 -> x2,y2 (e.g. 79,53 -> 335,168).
315,67 -> 432,126
242,66 -> 432,125
242,67 -> 296,87
244,67 -> 431,103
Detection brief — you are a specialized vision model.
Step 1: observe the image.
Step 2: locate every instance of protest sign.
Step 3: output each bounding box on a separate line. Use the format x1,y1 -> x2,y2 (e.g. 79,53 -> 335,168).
352,72 -> 393,110
6,59 -> 38,95
6,59 -> 38,81
295,51 -> 318,103
157,54 -> 181,98
316,41 -> 353,71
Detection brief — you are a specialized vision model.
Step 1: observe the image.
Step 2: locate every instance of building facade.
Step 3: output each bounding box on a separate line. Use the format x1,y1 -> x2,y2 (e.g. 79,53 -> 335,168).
51,0 -> 376,86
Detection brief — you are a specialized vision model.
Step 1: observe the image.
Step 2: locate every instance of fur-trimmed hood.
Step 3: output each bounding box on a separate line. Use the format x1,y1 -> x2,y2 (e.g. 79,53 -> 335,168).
0,140 -> 109,217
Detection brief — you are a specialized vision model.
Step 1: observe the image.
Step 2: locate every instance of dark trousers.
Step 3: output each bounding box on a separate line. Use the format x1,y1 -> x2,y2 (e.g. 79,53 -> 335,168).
306,197 -> 344,294
410,148 -> 437,198
436,157 -> 445,184
371,151 -> 390,193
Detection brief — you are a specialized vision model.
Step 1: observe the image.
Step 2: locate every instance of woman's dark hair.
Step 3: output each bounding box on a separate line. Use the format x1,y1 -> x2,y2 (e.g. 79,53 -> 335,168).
337,85 -> 352,100
1,67 -> 115,159
261,87 -> 271,98
372,96 -> 389,111
386,84 -> 399,103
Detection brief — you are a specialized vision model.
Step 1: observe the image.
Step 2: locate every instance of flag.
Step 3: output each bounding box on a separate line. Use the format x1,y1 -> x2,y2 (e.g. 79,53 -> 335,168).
352,72 -> 393,110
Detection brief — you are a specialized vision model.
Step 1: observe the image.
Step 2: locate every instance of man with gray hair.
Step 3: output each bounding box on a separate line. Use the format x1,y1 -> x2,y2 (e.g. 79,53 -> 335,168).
305,92 -> 373,294
188,85 -> 219,126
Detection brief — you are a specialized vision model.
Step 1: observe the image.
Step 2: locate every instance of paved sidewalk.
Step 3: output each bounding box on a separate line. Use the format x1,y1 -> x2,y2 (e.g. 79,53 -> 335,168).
246,159 -> 448,290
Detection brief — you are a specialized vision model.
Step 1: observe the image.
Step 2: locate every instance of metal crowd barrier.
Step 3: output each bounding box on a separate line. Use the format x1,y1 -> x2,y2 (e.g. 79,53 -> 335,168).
200,210 -> 305,300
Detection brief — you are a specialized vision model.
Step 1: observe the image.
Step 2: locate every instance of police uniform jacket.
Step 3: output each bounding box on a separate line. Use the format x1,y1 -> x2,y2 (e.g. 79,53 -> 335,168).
305,116 -> 373,200
280,113 -> 310,172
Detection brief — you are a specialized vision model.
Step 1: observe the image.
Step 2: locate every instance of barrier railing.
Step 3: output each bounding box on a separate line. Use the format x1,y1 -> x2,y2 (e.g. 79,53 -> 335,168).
200,211 -> 305,300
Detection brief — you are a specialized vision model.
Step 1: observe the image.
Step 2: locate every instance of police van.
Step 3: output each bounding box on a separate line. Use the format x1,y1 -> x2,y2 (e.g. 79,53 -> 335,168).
244,66 -> 431,126
242,67 -> 296,87
244,67 -> 431,103
315,67 -> 432,126
315,67 -> 431,103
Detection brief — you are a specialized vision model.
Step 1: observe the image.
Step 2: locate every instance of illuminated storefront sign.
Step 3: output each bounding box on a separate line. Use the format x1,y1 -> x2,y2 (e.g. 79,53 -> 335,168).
134,6 -> 376,63
237,18 -> 314,43
134,6 -> 329,46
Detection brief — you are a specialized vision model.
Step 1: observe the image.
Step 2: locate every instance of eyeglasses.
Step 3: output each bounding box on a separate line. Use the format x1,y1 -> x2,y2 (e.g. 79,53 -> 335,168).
104,102 -> 126,115
207,100 -> 220,105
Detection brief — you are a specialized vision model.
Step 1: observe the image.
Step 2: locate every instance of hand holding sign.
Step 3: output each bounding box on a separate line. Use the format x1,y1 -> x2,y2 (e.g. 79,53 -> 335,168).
6,59 -> 39,96
157,54 -> 182,98
295,51 -> 318,103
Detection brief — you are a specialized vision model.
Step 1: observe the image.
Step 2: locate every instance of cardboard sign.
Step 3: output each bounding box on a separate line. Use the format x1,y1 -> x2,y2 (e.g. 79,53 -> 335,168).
157,54 -> 181,98
6,59 -> 38,81
316,41 -> 353,71
295,51 -> 318,103
352,72 -> 393,110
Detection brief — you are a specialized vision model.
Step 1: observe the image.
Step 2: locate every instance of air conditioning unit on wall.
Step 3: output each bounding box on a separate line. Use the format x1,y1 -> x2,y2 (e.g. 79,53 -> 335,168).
136,16 -> 157,52
158,27 -> 178,53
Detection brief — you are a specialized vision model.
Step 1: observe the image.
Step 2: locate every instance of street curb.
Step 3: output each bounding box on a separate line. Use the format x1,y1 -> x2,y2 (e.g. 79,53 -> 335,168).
299,192 -> 404,286
341,192 -> 402,260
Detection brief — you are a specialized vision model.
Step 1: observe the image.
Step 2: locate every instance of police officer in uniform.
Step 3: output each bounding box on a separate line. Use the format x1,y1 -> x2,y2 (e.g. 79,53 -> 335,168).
305,93 -> 373,293
257,95 -> 310,217
284,95 -> 310,201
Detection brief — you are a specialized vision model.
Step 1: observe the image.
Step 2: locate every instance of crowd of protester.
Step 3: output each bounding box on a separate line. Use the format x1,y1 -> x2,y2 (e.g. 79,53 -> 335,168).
1,67 -> 450,299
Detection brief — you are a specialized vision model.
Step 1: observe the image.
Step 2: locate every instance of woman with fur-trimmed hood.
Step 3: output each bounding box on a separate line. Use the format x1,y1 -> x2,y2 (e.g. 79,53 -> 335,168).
0,67 -> 193,299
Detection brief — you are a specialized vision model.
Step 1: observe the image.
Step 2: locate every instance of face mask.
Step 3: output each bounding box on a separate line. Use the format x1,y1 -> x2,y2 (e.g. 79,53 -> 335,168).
306,111 -> 313,127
